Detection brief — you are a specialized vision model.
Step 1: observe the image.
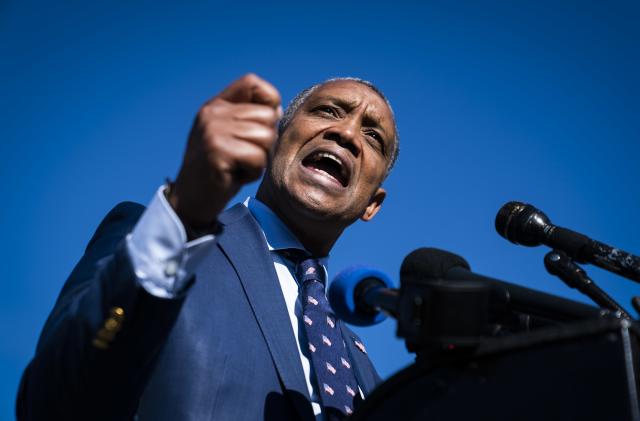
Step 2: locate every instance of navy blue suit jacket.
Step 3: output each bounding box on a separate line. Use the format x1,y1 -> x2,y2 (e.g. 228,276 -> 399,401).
18,202 -> 381,420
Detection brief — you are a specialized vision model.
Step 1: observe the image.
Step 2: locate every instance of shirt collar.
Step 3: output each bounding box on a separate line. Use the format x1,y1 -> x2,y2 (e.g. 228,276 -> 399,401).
244,197 -> 329,269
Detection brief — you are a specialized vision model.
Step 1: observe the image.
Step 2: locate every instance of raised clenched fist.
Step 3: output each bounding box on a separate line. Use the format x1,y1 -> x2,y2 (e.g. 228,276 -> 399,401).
168,74 -> 282,234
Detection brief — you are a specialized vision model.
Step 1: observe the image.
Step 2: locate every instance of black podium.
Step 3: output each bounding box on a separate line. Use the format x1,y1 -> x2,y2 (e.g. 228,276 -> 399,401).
352,318 -> 640,420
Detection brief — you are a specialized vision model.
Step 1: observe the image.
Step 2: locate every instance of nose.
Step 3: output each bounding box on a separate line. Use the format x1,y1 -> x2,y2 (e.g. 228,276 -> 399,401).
323,117 -> 362,157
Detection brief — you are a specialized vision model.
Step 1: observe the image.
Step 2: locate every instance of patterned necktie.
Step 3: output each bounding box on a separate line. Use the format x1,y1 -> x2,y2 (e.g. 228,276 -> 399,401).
296,257 -> 359,419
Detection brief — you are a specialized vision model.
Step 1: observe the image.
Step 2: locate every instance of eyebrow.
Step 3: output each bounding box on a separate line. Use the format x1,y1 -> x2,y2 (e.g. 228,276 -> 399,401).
310,95 -> 391,140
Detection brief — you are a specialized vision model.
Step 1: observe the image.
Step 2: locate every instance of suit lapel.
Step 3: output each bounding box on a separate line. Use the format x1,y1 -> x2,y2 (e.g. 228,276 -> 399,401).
339,322 -> 382,396
218,205 -> 315,421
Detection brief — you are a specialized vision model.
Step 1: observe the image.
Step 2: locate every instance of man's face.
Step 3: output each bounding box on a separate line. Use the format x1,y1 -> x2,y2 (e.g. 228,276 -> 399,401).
265,80 -> 396,226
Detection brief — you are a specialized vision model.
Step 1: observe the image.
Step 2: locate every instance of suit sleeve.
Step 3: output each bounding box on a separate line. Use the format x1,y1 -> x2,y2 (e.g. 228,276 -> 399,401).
16,202 -> 189,420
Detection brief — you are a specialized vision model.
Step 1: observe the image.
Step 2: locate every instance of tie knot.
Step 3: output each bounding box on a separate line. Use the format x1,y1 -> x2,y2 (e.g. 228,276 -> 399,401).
278,249 -> 326,286
297,258 -> 326,286
279,248 -> 308,263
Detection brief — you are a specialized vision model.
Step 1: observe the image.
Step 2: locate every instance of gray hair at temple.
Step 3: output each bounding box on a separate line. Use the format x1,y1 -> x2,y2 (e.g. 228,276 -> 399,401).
278,77 -> 400,177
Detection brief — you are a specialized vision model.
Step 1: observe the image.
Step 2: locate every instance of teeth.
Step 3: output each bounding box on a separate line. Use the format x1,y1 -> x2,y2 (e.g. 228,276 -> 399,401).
307,150 -> 349,186
314,152 -> 343,168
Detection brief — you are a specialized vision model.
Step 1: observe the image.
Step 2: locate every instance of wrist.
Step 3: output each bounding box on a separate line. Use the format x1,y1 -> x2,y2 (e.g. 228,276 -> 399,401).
164,180 -> 221,240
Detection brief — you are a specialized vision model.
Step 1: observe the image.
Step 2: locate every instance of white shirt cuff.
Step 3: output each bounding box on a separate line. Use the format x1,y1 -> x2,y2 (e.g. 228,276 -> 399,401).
126,185 -> 215,298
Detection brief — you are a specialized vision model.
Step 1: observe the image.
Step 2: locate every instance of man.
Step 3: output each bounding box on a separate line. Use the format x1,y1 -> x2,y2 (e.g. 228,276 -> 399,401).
17,74 -> 399,420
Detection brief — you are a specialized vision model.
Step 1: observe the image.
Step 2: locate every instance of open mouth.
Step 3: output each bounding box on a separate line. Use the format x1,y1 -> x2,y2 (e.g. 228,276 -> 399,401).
302,151 -> 350,187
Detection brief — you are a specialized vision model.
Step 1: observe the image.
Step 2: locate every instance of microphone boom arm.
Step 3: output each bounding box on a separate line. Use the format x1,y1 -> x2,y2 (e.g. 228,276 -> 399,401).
544,250 -> 632,320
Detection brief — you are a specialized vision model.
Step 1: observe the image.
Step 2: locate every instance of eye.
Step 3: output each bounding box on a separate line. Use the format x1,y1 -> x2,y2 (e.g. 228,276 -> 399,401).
367,130 -> 382,141
314,105 -> 339,117
366,130 -> 385,153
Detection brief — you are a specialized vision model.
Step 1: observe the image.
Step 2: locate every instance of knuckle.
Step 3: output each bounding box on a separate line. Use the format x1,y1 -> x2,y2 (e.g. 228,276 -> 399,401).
202,99 -> 225,115
248,104 -> 276,123
198,107 -> 227,129
264,126 -> 277,140
194,108 -> 207,124
209,97 -> 226,107
215,158 -> 233,174
258,152 -> 268,168
264,107 -> 278,122
245,146 -> 267,166
241,73 -> 260,84
203,128 -> 224,151
197,104 -> 214,121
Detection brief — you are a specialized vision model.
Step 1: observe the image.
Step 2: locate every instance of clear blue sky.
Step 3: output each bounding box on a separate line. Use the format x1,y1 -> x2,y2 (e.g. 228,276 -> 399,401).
1,0 -> 638,418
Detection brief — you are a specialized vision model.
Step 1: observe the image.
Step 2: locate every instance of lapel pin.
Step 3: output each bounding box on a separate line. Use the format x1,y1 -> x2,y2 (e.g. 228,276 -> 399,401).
354,339 -> 367,354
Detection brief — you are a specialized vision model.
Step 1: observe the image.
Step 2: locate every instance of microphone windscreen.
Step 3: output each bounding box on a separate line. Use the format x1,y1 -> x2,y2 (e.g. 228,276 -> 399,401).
400,247 -> 470,283
494,201 -> 551,247
494,201 -> 525,242
328,265 -> 393,326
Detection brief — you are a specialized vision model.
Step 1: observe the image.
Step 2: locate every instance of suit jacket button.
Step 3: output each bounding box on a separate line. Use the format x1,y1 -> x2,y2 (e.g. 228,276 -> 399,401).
96,327 -> 116,342
92,338 -> 109,350
110,307 -> 125,321
104,318 -> 120,331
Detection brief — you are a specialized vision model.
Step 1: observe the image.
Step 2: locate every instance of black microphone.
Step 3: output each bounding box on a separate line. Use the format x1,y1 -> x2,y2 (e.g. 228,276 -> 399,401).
495,201 -> 640,283
402,248 -> 601,325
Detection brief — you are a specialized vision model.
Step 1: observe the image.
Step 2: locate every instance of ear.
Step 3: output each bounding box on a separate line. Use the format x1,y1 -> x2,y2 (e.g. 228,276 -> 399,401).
360,187 -> 386,222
